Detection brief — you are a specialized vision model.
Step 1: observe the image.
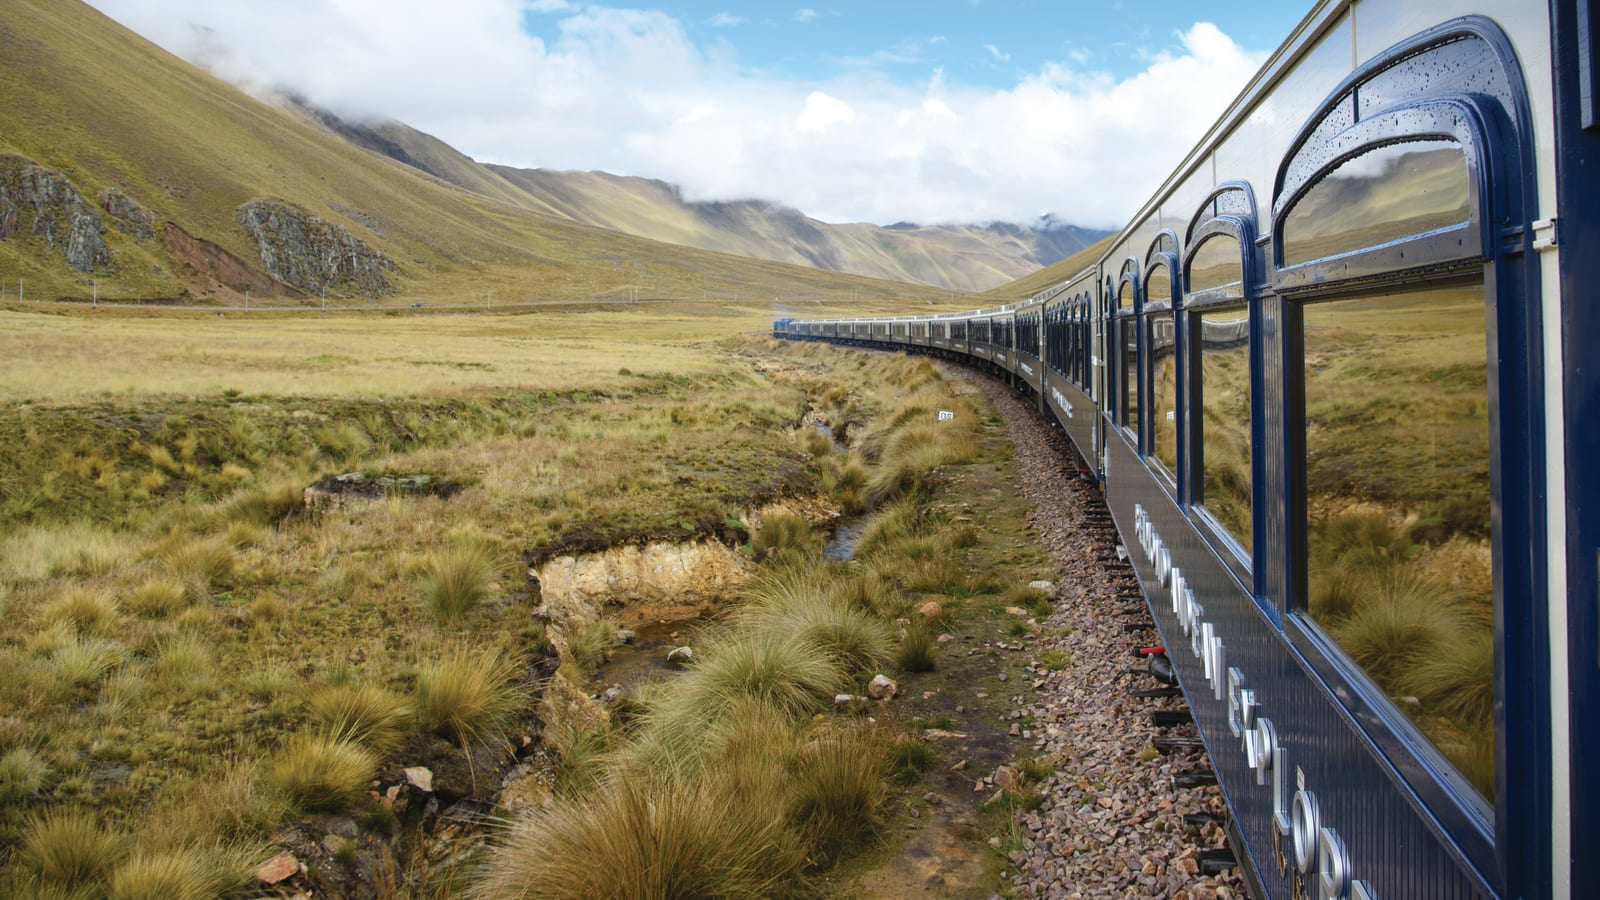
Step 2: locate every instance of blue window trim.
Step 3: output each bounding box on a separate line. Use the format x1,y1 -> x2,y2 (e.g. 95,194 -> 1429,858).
1142,232 -> 1181,493
1268,17 -> 1545,896
1182,183 -> 1260,593
1114,259 -> 1141,441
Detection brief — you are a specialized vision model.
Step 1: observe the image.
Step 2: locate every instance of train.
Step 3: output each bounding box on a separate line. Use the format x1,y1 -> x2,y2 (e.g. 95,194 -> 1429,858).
775,1 -> 1597,897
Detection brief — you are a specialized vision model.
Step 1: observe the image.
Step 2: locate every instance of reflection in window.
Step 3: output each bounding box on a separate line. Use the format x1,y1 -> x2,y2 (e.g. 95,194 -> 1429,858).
1196,308 -> 1252,550
1283,140 -> 1470,266
1189,233 -> 1244,296
1122,318 -> 1139,430
1149,312 -> 1178,471
1302,280 -> 1493,802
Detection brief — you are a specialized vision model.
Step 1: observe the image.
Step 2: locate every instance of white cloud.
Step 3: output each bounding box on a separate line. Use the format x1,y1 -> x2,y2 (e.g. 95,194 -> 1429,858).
85,2 -> 1267,228
793,8 -> 816,22
708,12 -> 743,27
795,92 -> 855,134
984,43 -> 1010,63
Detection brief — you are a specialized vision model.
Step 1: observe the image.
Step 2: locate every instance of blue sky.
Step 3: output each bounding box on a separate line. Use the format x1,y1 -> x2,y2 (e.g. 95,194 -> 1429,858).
517,2 -> 1306,86
90,0 -> 1310,228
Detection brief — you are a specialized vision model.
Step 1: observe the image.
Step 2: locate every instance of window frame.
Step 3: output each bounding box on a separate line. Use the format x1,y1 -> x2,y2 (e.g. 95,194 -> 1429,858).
1268,18 -> 1544,886
1182,183 -> 1259,582
1142,235 -> 1181,489
1113,261 -> 1141,441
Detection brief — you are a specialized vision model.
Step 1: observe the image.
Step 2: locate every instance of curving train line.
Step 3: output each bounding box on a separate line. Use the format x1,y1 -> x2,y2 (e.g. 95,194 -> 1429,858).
776,2 -> 1599,897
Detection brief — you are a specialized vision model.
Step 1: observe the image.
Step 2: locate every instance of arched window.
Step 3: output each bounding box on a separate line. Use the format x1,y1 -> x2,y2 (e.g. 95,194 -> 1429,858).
1272,19 -> 1540,836
1143,234 -> 1180,482
1184,183 -> 1256,558
1114,262 -> 1140,436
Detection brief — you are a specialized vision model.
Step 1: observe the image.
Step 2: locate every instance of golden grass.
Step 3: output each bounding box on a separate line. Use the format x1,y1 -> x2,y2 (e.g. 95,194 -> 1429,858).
415,644 -> 525,750
266,732 -> 378,814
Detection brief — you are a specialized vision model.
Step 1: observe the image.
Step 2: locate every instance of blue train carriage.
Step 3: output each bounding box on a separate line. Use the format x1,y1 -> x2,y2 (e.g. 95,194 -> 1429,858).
774,1 -> 1592,894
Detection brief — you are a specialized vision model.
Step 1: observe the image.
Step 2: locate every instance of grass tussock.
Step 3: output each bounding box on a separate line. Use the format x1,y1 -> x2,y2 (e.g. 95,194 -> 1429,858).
125,578 -> 189,619
474,772 -> 804,900
750,511 -> 821,564
418,543 -> 497,623
266,732 -> 378,813
896,624 -> 938,673
35,588 -> 121,638
20,808 -> 126,890
107,848 -> 218,900
0,747 -> 52,804
158,536 -> 235,604
416,644 -> 525,750
789,729 -> 889,864
308,682 -> 411,753
679,629 -> 844,722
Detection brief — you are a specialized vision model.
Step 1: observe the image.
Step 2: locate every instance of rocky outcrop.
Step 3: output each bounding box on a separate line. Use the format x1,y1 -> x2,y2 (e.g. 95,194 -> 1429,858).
236,198 -> 395,297
0,155 -> 110,271
99,186 -> 155,239
534,540 -> 752,635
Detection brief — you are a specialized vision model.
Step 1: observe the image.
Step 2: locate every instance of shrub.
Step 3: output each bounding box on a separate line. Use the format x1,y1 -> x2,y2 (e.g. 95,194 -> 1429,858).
896,625 -> 937,673
415,644 -> 525,750
471,773 -> 804,899
266,732 -> 377,813
20,808 -> 126,888
308,682 -> 412,753
418,544 -> 496,622
788,729 -> 888,864
0,747 -> 52,803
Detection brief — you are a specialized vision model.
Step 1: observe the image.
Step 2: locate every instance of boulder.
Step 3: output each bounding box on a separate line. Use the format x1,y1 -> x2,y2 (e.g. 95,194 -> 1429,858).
666,646 -> 694,664
917,601 -> 943,619
255,851 -> 301,885
867,674 -> 898,700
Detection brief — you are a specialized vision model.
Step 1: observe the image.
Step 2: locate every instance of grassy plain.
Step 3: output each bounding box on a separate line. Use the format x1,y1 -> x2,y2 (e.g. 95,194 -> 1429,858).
0,301 -> 1048,897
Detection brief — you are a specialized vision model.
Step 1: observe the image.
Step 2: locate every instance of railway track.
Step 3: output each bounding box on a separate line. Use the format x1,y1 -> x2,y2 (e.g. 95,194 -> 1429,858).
959,368 -> 1245,899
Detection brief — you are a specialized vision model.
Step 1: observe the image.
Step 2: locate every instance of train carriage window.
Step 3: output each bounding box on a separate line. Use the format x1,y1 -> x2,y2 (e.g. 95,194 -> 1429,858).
1182,215 -> 1253,556
1301,278 -> 1493,801
1282,139 -> 1471,267
1118,281 -> 1139,433
1145,264 -> 1178,477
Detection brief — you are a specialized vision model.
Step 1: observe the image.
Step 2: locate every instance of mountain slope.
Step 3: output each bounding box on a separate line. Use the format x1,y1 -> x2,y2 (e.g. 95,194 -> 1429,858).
295,108 -> 1107,292
0,0 -> 964,311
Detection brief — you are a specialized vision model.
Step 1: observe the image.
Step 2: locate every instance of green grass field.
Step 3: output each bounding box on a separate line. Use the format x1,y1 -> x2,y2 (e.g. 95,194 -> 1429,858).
0,301 -> 1045,897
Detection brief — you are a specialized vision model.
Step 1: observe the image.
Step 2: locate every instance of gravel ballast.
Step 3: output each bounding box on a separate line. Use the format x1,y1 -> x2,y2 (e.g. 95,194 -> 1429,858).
961,369 -> 1248,900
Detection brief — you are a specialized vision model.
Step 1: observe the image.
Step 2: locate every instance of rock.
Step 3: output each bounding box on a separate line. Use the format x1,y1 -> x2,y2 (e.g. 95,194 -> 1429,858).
835,693 -> 857,706
236,198 -> 396,297
952,759 -> 969,771
909,807 -> 921,819
1005,606 -> 1028,616
997,672 -> 1009,682
402,766 -> 434,792
917,601 -> 943,619
496,762 -> 553,816
0,155 -> 110,271
1028,580 -> 1055,593
537,668 -> 609,754
867,674 -> 898,700
321,833 -> 352,856
666,646 -> 694,663
936,633 -> 955,643
601,686 -> 624,703
923,791 -> 942,805
255,851 -> 301,885
613,628 -> 636,644
1009,723 -> 1022,736
99,187 -> 155,239
993,765 -> 1020,791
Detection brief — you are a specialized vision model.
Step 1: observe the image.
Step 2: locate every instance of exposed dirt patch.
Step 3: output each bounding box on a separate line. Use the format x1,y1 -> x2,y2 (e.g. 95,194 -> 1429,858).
162,220 -> 302,305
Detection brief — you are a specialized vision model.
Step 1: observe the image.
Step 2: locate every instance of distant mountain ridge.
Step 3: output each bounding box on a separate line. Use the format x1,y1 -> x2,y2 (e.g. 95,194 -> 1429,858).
297,105 -> 1108,293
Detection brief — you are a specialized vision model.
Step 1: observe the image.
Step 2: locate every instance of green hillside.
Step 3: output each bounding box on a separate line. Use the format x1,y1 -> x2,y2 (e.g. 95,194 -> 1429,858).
0,0 -> 969,312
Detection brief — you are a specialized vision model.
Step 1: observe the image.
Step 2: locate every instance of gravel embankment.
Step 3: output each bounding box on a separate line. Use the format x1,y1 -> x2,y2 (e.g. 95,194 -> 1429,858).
960,370 -> 1247,900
